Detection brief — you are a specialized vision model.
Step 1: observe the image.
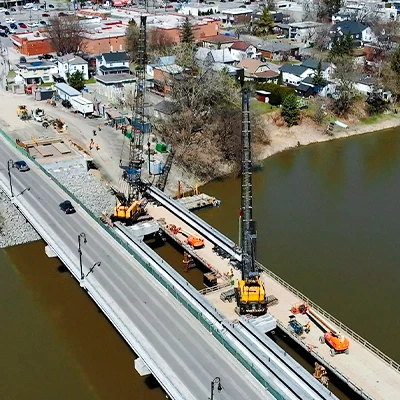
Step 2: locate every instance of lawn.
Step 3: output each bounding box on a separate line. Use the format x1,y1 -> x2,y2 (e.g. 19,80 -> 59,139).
84,77 -> 96,84
250,99 -> 275,116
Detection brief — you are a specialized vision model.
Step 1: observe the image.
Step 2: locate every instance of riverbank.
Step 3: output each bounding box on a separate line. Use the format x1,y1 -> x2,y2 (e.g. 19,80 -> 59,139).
258,114 -> 400,161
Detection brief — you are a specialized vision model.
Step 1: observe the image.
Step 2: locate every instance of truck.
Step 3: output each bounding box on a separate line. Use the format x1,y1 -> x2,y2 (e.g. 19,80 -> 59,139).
31,108 -> 45,122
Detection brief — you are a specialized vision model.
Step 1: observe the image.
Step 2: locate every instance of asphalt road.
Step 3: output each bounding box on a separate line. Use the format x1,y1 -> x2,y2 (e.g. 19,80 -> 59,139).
0,138 -> 269,400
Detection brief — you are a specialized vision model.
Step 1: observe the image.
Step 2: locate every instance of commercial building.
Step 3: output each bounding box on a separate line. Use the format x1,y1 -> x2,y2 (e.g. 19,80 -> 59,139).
94,73 -> 136,102
10,32 -> 53,56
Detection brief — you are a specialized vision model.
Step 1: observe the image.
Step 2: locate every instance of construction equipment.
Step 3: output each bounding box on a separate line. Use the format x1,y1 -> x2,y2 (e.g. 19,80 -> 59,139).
31,108 -> 44,122
313,363 -> 329,388
235,88 -> 268,316
288,315 -> 304,335
167,224 -> 205,249
291,302 -> 350,357
17,105 -> 29,120
110,190 -> 147,223
119,15 -> 148,200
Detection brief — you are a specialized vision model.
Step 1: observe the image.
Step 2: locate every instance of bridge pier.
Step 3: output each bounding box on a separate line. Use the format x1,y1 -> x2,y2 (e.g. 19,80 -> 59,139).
134,357 -> 150,376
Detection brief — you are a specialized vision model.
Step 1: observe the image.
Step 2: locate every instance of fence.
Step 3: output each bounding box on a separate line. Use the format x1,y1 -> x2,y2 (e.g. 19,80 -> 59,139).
256,260 -> 400,373
0,129 -> 287,398
198,281 -> 231,295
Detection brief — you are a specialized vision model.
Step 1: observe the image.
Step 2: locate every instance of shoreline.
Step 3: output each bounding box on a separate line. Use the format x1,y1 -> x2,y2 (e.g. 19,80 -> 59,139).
258,115 -> 400,162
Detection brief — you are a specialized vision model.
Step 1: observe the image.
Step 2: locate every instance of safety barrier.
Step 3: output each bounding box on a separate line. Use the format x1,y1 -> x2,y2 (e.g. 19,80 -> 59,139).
198,281 -> 231,295
0,129 -> 286,398
256,261 -> 400,373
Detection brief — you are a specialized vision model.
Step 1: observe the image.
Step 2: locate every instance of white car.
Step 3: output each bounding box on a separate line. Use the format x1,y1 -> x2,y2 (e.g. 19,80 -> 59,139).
27,22 -> 38,28
5,18 -> 16,24
0,7 -> 6,13
8,27 -> 16,34
23,3 -> 34,9
31,6 -> 39,10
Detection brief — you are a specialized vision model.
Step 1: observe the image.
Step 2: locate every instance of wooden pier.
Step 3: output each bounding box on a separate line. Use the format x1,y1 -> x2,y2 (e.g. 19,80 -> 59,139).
146,201 -> 400,400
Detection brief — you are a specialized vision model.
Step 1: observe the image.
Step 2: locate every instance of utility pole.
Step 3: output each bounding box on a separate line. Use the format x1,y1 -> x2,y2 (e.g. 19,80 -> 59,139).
78,232 -> 87,280
240,88 -> 256,280
7,159 -> 14,197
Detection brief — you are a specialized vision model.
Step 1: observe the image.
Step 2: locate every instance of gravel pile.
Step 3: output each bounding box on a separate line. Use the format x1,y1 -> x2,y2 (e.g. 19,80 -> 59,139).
51,168 -> 115,217
0,192 -> 40,248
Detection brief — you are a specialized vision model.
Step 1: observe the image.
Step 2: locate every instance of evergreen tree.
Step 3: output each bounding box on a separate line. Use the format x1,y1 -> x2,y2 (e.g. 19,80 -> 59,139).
312,60 -> 325,89
181,17 -> 194,44
68,70 -> 85,91
277,71 -> 283,85
254,7 -> 274,37
343,33 -> 353,54
281,94 -> 300,127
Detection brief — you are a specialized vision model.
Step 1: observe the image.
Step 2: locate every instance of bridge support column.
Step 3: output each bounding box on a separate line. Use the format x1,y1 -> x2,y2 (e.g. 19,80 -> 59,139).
134,357 -> 150,376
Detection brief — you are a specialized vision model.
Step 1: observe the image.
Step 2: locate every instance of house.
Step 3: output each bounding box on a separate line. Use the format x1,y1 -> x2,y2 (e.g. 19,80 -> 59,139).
95,73 -> 136,102
352,75 -> 391,100
301,58 -> 334,80
57,54 -> 89,82
301,76 -> 336,97
257,41 -> 300,61
202,34 -> 238,49
295,83 -> 315,97
221,9 -> 254,26
153,100 -> 178,119
279,64 -> 313,86
146,56 -> 176,80
330,21 -> 374,46
230,41 -> 258,60
236,58 -> 279,82
195,48 -> 236,65
15,59 -> 58,85
153,64 -> 184,96
288,21 -> 324,45
332,12 -> 353,23
96,51 -> 130,76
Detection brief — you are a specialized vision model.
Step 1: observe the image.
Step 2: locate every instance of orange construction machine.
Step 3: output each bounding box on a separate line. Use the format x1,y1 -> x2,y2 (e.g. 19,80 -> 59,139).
291,302 -> 350,357
167,224 -> 205,249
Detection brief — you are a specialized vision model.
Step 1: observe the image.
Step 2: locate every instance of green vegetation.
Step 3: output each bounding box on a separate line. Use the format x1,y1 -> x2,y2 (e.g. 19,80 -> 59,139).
329,33 -> 353,59
68,70 -> 85,91
7,70 -> 16,78
281,94 -> 300,127
255,82 -> 295,106
40,82 -> 54,87
181,17 -> 194,44
250,99 -> 274,116
84,77 -> 96,84
312,60 -> 324,88
253,7 -> 274,37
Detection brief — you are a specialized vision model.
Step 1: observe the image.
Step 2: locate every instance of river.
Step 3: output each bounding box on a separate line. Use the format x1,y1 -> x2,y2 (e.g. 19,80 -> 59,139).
2,127 -> 400,399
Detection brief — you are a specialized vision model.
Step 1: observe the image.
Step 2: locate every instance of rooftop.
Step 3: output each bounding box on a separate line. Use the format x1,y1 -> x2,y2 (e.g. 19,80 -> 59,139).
279,63 -> 310,76
101,51 -> 129,62
58,54 -> 88,65
95,73 -> 135,84
301,58 -> 331,71
16,60 -> 56,70
222,8 -> 254,15
257,40 -> 299,52
54,82 -> 81,96
231,41 -> 253,51
289,21 -> 323,29
203,34 -> 238,44
154,64 -> 185,74
332,20 -> 368,35
237,58 -> 269,74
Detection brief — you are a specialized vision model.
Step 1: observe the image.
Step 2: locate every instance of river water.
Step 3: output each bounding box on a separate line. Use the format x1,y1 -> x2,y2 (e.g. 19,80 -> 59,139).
2,127 -> 400,399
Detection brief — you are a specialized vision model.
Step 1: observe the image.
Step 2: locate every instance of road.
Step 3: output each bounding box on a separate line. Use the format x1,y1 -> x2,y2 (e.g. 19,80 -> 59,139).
0,137 -> 270,400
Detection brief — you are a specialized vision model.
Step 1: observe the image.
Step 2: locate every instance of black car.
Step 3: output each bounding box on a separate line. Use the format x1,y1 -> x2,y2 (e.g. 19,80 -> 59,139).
59,200 -> 76,214
10,7 -> 16,11
48,4 -> 54,7
0,25 -> 10,33
5,11 -> 10,15
14,160 -> 30,172
0,31 -> 7,37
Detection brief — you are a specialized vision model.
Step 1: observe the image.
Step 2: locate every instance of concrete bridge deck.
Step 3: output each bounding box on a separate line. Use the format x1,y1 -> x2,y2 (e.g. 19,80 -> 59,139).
145,188 -> 400,400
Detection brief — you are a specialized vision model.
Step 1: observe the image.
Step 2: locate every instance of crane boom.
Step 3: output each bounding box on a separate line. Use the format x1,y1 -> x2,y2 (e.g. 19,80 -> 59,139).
125,15 -> 148,201
240,88 -> 256,280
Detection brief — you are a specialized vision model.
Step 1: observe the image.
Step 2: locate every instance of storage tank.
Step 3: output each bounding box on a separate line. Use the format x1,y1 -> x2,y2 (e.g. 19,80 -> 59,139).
149,160 -> 163,175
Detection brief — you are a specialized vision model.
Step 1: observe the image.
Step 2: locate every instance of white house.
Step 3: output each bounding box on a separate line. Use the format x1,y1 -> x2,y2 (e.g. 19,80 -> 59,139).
96,51 -> 130,76
301,76 -> 336,97
57,54 -> 89,81
230,41 -> 258,60
353,75 -> 392,100
330,21 -> 374,46
288,21 -> 324,46
279,64 -> 313,86
95,73 -> 136,102
236,58 -> 279,82
15,59 -> 58,85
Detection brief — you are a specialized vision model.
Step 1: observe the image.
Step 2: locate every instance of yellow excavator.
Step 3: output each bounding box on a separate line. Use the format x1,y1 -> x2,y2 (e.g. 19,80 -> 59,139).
110,190 -> 146,223
235,89 -> 268,316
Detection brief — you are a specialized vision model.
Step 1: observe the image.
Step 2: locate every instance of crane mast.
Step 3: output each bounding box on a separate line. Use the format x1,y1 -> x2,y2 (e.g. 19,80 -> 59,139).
240,88 -> 257,280
126,15 -> 147,201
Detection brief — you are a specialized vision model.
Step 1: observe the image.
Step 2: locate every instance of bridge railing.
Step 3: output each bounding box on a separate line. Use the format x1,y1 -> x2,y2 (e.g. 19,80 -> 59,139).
198,281 -> 231,295
256,260 -> 400,373
0,129 -> 286,399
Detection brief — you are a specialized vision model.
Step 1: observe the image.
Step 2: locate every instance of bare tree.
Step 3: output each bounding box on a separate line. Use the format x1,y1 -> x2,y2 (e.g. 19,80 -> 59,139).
314,24 -> 332,51
125,19 -> 140,62
148,29 -> 175,55
46,16 -> 85,55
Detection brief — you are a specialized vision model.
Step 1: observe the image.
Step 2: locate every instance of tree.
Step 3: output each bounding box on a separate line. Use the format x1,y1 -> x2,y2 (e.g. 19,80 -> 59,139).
329,34 -> 353,60
317,0 -> 342,21
331,58 -> 356,116
366,88 -> 388,115
314,24 -> 331,50
68,70 -> 85,91
125,19 -> 140,62
46,16 -> 84,55
181,17 -> 194,44
312,60 -> 325,89
254,7 -> 274,37
277,71 -> 283,85
281,94 -> 300,127
391,45 -> 400,76
148,29 -> 175,55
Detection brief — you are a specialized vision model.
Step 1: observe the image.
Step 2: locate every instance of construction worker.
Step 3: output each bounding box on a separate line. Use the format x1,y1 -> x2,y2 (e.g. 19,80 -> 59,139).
95,143 -> 100,151
89,138 -> 94,150
304,321 -> 311,334
93,129 -> 97,136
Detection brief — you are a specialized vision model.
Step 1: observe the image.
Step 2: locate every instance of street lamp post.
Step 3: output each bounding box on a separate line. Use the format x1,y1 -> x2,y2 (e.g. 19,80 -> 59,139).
86,261 -> 101,278
78,232 -> 87,280
209,377 -> 222,400
7,159 -> 14,197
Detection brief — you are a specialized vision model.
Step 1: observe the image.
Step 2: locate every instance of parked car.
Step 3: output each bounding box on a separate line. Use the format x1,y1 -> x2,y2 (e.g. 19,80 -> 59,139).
42,13 -> 50,17
10,7 -> 16,11
58,12 -> 67,16
40,4 -> 45,8
23,3 -> 34,9
18,22 -> 27,28
0,25 -> 9,33
5,18 -> 16,23
38,53 -> 53,60
27,22 -> 38,28
10,23 -> 18,29
5,10 -> 10,15
0,7 -> 6,13
48,4 -> 55,8
19,56 -> 27,63
14,160 -> 30,172
0,30 -> 7,37
31,6 -> 39,11
59,200 -> 76,214
39,20 -> 47,26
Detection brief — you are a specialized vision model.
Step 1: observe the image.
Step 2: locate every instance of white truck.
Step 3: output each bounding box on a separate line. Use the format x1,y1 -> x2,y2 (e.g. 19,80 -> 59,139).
31,108 -> 45,122
70,96 -> 94,115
